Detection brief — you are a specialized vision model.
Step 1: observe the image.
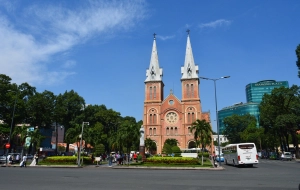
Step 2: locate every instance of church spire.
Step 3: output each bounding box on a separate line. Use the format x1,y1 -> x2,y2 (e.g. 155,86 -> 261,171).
145,33 -> 163,82
181,30 -> 199,79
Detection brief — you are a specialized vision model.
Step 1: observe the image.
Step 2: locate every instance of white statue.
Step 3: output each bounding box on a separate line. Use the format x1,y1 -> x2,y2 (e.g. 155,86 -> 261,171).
140,126 -> 145,146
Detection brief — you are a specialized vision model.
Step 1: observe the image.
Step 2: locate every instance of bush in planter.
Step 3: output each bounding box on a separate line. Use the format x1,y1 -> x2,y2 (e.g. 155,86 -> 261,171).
39,156 -> 92,165
137,154 -> 143,161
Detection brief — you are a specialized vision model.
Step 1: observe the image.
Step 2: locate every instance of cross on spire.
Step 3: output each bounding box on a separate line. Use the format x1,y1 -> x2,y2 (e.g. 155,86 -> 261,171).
186,29 -> 190,35
153,33 -> 156,40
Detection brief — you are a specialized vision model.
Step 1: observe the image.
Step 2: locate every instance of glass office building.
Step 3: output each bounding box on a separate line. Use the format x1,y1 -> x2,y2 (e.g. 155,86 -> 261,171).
246,80 -> 289,103
218,102 -> 260,134
218,80 -> 289,134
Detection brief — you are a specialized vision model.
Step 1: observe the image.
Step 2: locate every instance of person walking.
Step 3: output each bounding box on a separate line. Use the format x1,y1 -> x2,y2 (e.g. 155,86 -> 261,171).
29,154 -> 37,166
108,153 -> 112,167
21,154 -> 27,167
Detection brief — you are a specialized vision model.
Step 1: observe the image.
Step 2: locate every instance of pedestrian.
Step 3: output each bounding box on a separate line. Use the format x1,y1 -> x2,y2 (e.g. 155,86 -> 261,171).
35,153 -> 39,165
16,154 -> 20,163
108,153 -> 113,167
133,152 -> 137,162
21,154 -> 27,167
7,155 -> 12,165
29,154 -> 37,166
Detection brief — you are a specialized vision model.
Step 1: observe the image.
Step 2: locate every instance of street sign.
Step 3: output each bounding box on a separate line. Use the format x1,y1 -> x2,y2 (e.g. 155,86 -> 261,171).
5,143 -> 10,149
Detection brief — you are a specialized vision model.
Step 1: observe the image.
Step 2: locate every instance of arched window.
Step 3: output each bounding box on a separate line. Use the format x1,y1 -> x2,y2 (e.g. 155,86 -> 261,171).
153,128 -> 156,135
175,127 -> 178,135
149,87 -> 152,99
191,84 -> 194,97
192,112 -> 195,122
149,128 -> 152,135
188,127 -> 191,134
188,113 -> 191,123
186,84 -> 189,98
153,114 -> 157,124
166,127 -> 169,135
153,86 -> 156,99
171,127 -> 173,135
149,114 -> 152,124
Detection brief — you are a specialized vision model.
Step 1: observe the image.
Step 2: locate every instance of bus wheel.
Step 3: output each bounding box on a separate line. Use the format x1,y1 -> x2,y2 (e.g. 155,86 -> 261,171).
225,159 -> 228,165
248,164 -> 253,167
233,160 -> 236,167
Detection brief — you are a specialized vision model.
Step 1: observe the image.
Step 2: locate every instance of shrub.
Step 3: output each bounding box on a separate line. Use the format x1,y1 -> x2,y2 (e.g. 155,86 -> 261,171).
171,146 -> 181,156
145,157 -> 199,165
39,156 -> 92,165
198,152 -> 209,158
137,154 -> 143,161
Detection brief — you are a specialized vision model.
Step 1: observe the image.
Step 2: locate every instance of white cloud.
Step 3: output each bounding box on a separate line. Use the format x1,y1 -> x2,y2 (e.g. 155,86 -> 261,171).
199,19 -> 232,29
156,35 -> 175,41
62,60 -> 76,69
0,0 -> 147,85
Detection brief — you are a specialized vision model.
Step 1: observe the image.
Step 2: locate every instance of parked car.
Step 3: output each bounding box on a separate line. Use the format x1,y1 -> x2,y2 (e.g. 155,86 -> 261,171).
0,155 -> 6,164
0,153 -> 21,164
26,154 -> 34,160
281,152 -> 292,161
215,154 -> 224,162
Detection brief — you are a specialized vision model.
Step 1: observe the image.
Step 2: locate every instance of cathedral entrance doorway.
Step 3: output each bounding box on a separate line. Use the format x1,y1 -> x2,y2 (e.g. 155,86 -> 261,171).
188,141 -> 196,148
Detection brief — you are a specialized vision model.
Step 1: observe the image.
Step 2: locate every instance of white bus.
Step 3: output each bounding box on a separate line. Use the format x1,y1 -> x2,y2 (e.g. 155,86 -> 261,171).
223,143 -> 259,167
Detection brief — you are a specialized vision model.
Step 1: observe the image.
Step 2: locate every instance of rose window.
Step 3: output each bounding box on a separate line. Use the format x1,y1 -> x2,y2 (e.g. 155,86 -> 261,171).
166,112 -> 178,124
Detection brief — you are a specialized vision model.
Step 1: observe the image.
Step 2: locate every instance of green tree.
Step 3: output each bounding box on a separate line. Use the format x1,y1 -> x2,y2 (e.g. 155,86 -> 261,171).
12,125 -> 29,157
26,90 -> 56,129
94,144 -> 105,157
162,143 -> 172,155
164,138 -> 178,147
190,119 -> 213,165
296,44 -> 300,78
55,90 -> 85,152
28,128 -> 45,154
145,138 -> 156,154
260,85 -> 300,158
223,114 -> 257,143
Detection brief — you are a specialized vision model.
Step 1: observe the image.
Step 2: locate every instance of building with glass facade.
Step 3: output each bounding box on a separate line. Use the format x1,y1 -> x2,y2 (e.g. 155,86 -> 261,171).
246,80 -> 289,103
218,80 -> 289,134
218,102 -> 260,134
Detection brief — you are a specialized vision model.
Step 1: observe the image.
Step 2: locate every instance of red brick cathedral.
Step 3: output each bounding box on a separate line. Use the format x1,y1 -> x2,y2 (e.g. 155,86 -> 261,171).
143,32 -> 212,154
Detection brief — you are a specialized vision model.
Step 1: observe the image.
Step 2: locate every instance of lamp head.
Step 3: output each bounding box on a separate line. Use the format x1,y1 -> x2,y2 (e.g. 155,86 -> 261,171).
221,76 -> 230,79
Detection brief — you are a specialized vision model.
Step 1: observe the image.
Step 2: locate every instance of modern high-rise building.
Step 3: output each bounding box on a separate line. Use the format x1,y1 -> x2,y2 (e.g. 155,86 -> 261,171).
218,80 -> 289,134
218,102 -> 260,133
246,80 -> 289,103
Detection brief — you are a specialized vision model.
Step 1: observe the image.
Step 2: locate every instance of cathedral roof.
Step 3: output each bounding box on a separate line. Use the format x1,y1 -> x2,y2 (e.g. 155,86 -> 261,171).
145,34 -> 163,82
181,31 -> 199,80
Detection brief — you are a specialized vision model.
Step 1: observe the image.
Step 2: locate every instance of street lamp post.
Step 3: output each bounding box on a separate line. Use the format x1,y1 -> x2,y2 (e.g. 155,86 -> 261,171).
199,76 -> 230,166
5,90 -> 19,166
78,122 -> 89,167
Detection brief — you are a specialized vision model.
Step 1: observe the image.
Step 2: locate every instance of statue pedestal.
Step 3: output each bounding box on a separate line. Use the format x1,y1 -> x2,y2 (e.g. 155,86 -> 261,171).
139,146 -> 146,161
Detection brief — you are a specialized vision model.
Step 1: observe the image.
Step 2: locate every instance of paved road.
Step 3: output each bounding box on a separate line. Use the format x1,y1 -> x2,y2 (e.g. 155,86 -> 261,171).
1,160 -> 299,190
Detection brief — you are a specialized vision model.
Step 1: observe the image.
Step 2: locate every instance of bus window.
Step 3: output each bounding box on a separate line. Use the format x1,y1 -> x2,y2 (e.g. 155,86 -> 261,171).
238,144 -> 254,149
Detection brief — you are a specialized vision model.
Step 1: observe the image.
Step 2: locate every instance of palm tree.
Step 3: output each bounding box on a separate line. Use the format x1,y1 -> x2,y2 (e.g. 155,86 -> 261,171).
12,124 -> 29,157
190,119 -> 213,165
28,128 -> 45,154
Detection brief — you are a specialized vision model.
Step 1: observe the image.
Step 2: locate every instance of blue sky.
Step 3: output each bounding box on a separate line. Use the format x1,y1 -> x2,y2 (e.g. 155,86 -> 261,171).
1,0 -> 299,132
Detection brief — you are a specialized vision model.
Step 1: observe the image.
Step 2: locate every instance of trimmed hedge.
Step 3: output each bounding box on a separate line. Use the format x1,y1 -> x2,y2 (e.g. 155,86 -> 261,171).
39,156 -> 92,165
198,152 -> 209,158
145,157 -> 199,165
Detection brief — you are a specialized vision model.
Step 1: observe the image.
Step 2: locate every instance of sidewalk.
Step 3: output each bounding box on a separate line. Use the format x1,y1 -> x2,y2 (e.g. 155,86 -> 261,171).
1,162 -> 224,170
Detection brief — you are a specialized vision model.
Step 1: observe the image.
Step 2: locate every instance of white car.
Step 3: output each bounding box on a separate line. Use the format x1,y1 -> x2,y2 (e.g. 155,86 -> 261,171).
281,152 -> 292,161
